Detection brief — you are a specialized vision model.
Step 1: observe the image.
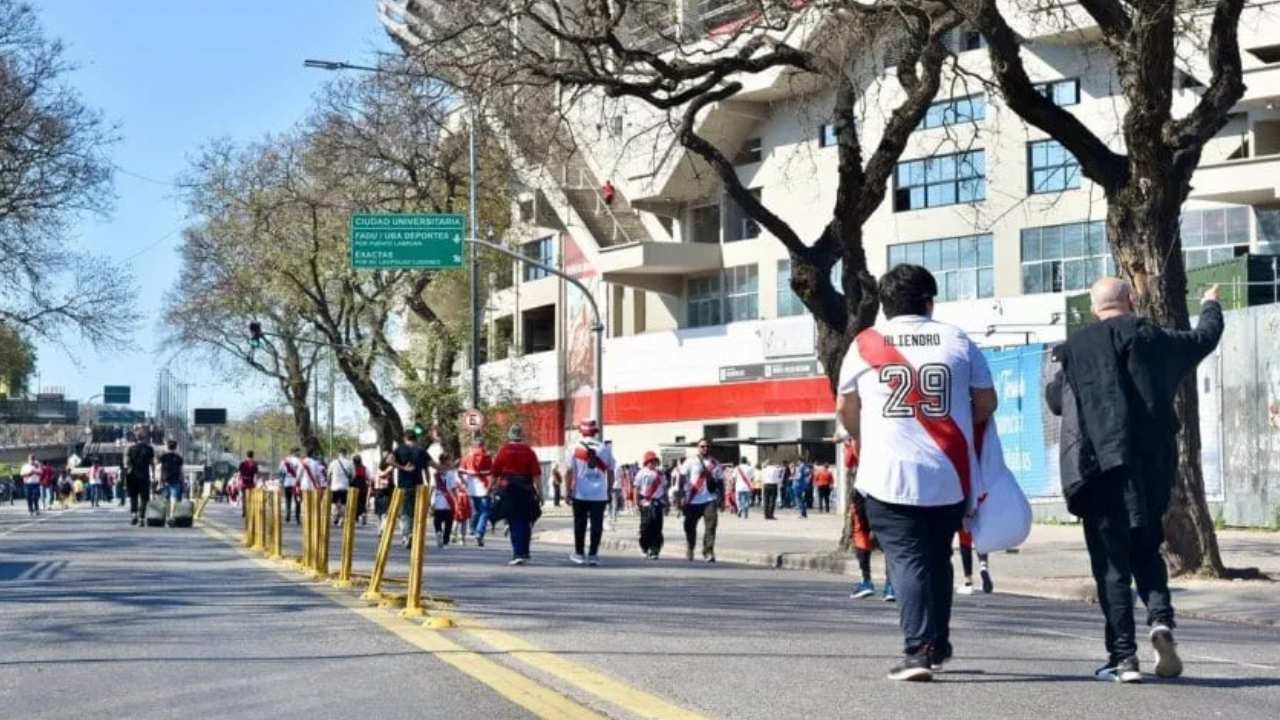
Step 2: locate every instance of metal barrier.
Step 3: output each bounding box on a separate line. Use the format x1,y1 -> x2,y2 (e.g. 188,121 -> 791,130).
314,489 -> 333,579
401,489 -> 429,618
333,486 -> 361,589
361,488 -> 403,603
270,489 -> 283,560
252,489 -> 267,553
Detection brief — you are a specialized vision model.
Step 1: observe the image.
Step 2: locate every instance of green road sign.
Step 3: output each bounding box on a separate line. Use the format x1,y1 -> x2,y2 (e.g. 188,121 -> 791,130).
350,213 -> 466,270
103,385 -> 131,404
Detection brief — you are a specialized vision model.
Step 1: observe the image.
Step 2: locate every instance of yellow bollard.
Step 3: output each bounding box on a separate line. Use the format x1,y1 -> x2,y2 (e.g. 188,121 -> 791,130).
242,488 -> 254,547
333,485 -> 362,588
361,488 -> 403,603
401,487 -> 430,618
314,489 -> 333,578
297,490 -> 312,570
253,489 -> 268,553
270,488 -> 283,560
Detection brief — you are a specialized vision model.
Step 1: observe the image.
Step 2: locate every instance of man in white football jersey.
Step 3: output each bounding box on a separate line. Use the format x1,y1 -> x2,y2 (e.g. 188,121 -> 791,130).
836,264 -> 997,682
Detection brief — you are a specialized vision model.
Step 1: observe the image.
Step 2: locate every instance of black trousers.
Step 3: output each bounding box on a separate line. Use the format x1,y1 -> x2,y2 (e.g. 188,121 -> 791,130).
127,479 -> 150,518
1081,476 -> 1174,661
866,496 -> 965,656
432,509 -> 454,545
683,501 -> 718,557
817,486 -> 833,513
572,499 -> 607,556
283,486 -> 300,522
639,504 -> 664,555
762,485 -> 779,519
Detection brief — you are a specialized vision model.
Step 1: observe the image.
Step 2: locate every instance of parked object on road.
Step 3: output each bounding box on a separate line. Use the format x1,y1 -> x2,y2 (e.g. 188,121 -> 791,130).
169,500 -> 195,528
145,496 -> 167,527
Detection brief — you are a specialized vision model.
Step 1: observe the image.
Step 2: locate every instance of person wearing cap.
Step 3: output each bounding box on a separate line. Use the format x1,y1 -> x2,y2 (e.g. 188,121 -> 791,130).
565,418 -> 615,565
460,435 -> 494,547
633,451 -> 667,559
490,423 -> 543,565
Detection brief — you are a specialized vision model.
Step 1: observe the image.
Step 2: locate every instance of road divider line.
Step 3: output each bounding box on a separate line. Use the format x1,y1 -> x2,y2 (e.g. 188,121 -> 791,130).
198,519 -> 609,720
461,625 -> 717,720
0,514 -> 54,538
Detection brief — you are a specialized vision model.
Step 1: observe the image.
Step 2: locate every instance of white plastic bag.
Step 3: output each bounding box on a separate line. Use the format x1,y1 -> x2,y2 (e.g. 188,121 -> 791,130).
964,422 -> 1032,554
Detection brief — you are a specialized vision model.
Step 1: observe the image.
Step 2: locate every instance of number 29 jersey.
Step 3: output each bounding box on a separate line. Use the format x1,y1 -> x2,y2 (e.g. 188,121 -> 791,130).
836,314 -> 993,507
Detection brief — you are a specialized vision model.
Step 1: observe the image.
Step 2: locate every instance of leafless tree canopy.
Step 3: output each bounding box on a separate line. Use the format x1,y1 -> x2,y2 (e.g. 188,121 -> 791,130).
0,0 -> 137,346
392,0 -> 964,396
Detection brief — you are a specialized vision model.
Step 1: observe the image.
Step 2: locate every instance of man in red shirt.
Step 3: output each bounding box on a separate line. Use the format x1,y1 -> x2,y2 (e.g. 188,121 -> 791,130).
490,424 -> 542,565
813,463 -> 836,513
460,437 -> 494,546
237,451 -> 258,517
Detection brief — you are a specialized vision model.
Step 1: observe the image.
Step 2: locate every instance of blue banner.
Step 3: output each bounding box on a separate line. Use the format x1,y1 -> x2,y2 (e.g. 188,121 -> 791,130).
982,345 -> 1059,500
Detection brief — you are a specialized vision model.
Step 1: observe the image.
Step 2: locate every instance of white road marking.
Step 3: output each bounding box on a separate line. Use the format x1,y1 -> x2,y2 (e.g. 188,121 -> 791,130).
1032,627 -> 1280,672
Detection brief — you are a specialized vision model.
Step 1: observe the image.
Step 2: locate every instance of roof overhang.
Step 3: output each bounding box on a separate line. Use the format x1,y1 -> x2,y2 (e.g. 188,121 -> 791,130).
598,242 -> 723,295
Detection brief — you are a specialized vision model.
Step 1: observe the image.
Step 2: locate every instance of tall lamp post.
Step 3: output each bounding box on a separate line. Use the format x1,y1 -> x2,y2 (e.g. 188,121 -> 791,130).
304,58 -> 484,413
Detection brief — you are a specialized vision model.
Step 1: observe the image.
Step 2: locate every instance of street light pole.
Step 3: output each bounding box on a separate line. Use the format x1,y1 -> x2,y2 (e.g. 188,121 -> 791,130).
469,105 -> 481,412
463,237 -> 605,435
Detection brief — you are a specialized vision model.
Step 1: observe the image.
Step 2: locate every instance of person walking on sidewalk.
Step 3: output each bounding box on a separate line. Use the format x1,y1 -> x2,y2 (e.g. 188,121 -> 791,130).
634,451 -> 667,559
566,418 -> 615,566
157,440 -> 185,526
761,459 -> 781,520
87,460 -> 106,508
836,264 -> 997,682
680,439 -> 724,562
430,453 -> 461,548
490,423 -> 542,566
328,448 -> 354,526
1046,279 -> 1223,684
955,531 -> 992,595
732,457 -> 755,519
793,461 -> 811,519
237,451 -> 258,518
21,455 -> 41,516
278,449 -> 303,524
351,454 -> 369,525
460,437 -> 493,547
124,437 -> 155,526
814,463 -> 835,513
390,430 -> 433,550
844,433 -> 895,603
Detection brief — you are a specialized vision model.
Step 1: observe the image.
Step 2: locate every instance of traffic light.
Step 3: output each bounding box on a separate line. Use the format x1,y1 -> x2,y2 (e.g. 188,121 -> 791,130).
249,321 -> 264,349
414,421 -> 425,436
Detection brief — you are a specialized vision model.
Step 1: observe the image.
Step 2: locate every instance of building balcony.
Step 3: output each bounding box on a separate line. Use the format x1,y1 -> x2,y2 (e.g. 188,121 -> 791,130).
598,241 -> 724,295
1239,63 -> 1280,109
1190,153 -> 1280,204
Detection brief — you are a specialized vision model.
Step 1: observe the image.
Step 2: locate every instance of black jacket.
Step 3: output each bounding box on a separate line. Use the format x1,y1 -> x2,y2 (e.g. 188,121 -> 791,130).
1046,300 -> 1223,525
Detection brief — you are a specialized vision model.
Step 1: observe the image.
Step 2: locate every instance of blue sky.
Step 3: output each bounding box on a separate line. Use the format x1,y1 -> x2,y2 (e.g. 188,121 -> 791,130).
34,0 -> 390,419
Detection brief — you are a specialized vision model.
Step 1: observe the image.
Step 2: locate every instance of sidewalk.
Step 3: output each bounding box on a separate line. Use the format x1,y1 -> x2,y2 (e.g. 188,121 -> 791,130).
533,505 -> 1280,626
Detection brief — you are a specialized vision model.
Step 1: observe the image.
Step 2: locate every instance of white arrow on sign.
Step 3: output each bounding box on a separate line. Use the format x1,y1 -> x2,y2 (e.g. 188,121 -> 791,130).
452,233 -> 462,245
452,255 -> 462,264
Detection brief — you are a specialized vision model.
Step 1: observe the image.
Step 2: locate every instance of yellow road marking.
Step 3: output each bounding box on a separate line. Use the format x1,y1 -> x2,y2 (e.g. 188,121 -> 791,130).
198,520 -> 607,720
461,625 -> 717,720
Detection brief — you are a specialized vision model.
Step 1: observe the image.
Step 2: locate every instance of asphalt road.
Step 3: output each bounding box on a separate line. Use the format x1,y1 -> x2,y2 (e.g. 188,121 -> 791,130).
3,502 -> 1278,720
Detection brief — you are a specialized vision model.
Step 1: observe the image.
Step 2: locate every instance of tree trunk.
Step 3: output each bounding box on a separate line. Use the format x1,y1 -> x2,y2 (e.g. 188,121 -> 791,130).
336,355 -> 404,455
1106,183 -> 1226,577
279,344 -> 318,457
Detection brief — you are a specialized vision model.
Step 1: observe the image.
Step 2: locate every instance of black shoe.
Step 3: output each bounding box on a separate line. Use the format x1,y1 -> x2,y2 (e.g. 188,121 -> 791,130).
930,642 -> 953,671
1095,655 -> 1142,683
477,536 -> 485,547
130,515 -> 138,526
888,652 -> 934,682
980,565 -> 994,594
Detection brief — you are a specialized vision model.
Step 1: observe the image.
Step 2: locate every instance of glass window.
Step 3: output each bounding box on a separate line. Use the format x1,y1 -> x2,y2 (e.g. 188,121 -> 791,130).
724,188 -> 762,242
1258,208 -> 1280,254
522,236 -> 554,282
776,260 -> 806,317
686,275 -> 722,328
886,234 -> 994,301
918,94 -> 986,130
724,265 -> 759,322
1033,79 -> 1080,107
1180,207 -> 1251,269
1028,139 -> 1081,194
820,123 -> 838,148
1020,221 -> 1112,294
689,204 -> 720,244
894,150 -> 986,211
734,137 -> 762,165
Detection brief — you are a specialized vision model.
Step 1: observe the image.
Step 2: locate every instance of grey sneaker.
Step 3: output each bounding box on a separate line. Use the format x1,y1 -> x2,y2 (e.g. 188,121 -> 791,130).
1150,625 -> 1183,678
569,553 -> 586,565
1096,655 -> 1142,684
587,555 -> 600,566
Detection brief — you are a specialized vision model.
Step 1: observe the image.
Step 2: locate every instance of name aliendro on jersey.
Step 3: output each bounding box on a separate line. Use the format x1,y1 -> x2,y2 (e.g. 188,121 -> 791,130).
880,333 -> 943,347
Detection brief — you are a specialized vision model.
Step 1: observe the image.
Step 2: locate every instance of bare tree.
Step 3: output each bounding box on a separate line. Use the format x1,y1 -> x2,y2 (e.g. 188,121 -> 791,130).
0,321 -> 36,397
947,0 -> 1247,576
391,1 -> 962,397
0,0 -> 137,345
163,216 -> 324,456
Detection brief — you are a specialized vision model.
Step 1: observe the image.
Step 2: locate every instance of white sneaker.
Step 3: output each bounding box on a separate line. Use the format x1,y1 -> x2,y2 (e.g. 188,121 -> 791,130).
435,531 -> 444,548
956,583 -> 975,595
508,557 -> 526,566
569,553 -> 586,565
587,555 -> 600,566
1150,625 -> 1183,678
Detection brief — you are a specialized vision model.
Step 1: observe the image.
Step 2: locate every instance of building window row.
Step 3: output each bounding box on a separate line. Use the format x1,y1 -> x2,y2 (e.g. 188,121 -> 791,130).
894,150 -> 986,211
920,94 -> 986,130
1021,221 -> 1113,294
686,265 -> 760,328
1033,78 -> 1081,107
522,236 -> 555,281
887,233 -> 994,301
1182,206 -> 1249,269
